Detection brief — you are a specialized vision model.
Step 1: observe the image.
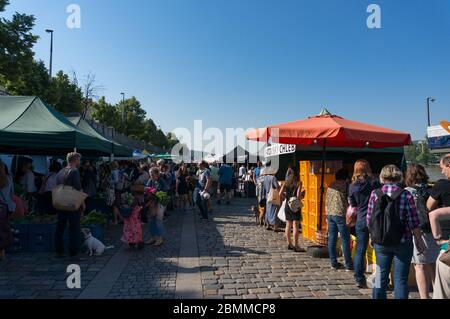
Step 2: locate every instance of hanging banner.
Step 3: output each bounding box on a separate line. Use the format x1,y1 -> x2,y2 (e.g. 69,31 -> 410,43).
265,144 -> 296,157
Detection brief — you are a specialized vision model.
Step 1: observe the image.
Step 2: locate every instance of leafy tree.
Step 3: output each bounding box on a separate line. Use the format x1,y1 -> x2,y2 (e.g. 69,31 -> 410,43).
45,71 -> 83,114
0,0 -> 38,82
1,59 -> 49,96
91,96 -> 120,128
117,97 -> 147,137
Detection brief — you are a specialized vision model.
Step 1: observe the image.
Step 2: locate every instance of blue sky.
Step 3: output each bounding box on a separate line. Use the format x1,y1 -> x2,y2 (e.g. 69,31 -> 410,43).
4,0 -> 450,144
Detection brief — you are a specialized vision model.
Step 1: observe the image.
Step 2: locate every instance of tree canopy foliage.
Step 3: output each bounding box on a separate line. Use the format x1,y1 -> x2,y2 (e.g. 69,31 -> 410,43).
0,0 -> 175,150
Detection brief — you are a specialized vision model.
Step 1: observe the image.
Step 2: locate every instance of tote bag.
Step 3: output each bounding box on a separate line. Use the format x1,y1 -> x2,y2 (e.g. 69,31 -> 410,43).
52,185 -> 88,212
278,200 -> 287,223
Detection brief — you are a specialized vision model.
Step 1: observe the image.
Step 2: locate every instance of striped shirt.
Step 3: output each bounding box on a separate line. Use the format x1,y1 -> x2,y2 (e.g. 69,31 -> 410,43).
366,184 -> 420,243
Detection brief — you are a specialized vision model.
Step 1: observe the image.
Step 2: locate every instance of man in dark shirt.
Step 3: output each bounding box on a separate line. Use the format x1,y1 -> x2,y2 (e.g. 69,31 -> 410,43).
428,154 -> 450,208
54,152 -> 85,259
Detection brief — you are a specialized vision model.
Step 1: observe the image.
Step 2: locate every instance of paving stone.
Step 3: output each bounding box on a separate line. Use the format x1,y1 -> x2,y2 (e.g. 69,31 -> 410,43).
248,288 -> 269,294
218,289 -> 237,296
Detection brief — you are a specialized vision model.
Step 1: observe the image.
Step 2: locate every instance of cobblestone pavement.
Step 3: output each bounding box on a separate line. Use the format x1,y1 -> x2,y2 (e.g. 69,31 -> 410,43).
0,227 -> 123,299
107,211 -> 183,299
196,198 -> 420,300
0,198 -> 420,299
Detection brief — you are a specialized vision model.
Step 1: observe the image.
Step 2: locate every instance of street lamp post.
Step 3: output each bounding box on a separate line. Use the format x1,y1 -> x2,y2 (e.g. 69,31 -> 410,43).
121,93 -> 126,135
45,29 -> 54,77
426,97 -> 436,127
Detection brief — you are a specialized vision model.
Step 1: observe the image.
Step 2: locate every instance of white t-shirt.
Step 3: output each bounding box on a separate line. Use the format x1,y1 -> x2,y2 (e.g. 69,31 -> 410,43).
239,166 -> 247,177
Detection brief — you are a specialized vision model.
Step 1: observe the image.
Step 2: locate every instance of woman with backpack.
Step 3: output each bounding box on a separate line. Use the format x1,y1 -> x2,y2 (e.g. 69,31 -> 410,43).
367,165 -> 426,299
405,164 -> 441,299
348,159 -> 381,288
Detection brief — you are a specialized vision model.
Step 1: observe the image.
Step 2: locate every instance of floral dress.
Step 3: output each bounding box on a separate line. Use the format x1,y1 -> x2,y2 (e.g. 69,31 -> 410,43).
121,205 -> 143,244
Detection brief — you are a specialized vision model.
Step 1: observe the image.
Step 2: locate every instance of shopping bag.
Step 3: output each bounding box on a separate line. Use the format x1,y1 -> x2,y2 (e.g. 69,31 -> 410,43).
278,200 -> 287,223
52,185 -> 87,212
267,187 -> 281,206
346,205 -> 357,227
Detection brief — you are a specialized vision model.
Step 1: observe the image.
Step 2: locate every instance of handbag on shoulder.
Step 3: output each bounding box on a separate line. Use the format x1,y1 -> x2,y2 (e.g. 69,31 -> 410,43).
440,248 -> 450,267
346,205 -> 357,228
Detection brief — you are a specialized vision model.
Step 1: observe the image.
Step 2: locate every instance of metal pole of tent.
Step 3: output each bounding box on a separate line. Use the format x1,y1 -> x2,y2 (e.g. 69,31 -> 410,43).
318,139 -> 327,231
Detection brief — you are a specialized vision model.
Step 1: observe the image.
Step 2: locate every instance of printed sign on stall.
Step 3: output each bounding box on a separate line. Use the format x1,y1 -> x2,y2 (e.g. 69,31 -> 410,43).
265,144 -> 296,158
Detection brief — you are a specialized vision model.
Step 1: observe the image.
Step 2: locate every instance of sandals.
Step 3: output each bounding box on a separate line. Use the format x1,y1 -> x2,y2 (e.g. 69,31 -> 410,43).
294,246 -> 306,253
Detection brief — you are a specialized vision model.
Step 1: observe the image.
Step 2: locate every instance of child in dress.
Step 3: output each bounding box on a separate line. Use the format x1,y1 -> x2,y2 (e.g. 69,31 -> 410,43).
121,198 -> 144,250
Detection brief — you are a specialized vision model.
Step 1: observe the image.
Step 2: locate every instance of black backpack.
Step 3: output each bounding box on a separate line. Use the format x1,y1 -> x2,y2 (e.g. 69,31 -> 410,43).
368,189 -> 405,246
412,185 -> 431,232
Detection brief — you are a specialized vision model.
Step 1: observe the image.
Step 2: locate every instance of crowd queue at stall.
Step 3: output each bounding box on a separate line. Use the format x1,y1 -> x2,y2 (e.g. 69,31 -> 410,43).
249,154 -> 450,300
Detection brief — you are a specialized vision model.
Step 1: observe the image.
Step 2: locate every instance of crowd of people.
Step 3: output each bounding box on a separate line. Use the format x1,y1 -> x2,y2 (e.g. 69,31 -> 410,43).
0,154 -> 262,260
1,152 -> 449,299
321,156 -> 450,299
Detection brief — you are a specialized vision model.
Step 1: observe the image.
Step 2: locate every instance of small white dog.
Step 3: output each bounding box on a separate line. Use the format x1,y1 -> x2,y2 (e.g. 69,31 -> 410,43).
81,228 -> 114,256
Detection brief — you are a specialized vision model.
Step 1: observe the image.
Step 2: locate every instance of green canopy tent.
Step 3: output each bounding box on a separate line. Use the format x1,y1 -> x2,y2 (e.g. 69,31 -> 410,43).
0,96 -> 115,156
67,115 -> 131,157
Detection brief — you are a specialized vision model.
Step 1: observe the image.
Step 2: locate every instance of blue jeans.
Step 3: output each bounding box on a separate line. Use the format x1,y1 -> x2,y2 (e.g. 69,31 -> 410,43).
196,193 -> 209,219
149,216 -> 164,237
327,215 -> 353,269
373,241 -> 413,299
354,219 -> 369,284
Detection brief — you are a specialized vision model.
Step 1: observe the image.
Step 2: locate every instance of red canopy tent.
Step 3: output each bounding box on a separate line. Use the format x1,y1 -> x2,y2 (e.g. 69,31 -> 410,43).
247,109 -> 412,232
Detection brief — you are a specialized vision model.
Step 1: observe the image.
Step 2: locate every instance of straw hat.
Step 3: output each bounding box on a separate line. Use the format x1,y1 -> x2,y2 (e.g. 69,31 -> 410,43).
260,166 -> 277,176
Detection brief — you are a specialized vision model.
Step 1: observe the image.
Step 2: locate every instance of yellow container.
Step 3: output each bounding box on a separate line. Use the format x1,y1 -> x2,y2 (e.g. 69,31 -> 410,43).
299,161 -> 335,243
350,235 -> 377,273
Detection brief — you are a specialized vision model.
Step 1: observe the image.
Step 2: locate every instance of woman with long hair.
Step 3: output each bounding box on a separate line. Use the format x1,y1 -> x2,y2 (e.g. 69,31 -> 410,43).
279,167 -> 304,252
348,159 -> 381,288
405,163 -> 440,299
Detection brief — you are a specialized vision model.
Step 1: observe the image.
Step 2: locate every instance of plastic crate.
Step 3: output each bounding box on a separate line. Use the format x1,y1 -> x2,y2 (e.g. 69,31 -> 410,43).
28,224 -> 54,252
6,224 -> 29,253
300,161 -> 310,176
309,161 -> 343,175
308,174 -> 336,191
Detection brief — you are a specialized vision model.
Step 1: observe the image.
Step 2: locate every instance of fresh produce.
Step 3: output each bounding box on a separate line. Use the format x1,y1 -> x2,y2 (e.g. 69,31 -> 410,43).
156,191 -> 170,206
10,214 -> 57,225
81,210 -> 107,227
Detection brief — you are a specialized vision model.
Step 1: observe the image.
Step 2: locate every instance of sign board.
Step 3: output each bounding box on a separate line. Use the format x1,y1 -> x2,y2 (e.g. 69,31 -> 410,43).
265,144 -> 296,158
428,121 -> 450,151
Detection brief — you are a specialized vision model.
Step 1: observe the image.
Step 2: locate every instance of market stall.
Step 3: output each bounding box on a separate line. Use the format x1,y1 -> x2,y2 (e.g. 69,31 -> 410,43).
0,96 -> 120,156
67,115 -> 132,157
247,109 -> 412,245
